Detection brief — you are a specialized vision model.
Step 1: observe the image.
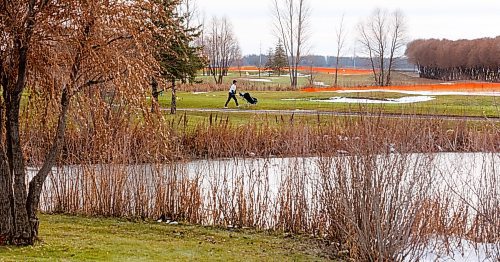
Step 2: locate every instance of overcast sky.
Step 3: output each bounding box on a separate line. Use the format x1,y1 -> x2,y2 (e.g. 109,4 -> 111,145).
196,0 -> 500,56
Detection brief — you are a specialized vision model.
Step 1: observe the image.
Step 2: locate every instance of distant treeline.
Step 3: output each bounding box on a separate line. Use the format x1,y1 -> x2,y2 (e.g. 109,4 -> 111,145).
406,37 -> 500,82
241,55 -> 415,70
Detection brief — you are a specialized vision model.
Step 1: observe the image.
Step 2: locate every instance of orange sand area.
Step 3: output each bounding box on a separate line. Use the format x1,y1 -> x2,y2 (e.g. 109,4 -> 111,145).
228,66 -> 372,75
302,82 -> 500,93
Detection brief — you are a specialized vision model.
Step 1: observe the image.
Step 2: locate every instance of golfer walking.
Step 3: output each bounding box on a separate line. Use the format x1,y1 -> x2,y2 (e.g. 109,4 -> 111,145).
224,80 -> 239,108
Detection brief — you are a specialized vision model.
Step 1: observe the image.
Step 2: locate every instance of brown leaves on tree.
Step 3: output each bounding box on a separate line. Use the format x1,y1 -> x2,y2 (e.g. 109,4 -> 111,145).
406,37 -> 500,82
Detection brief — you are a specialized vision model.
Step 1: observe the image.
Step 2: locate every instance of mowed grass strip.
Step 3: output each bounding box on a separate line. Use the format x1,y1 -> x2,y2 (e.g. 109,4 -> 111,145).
159,90 -> 500,118
0,215 -> 329,261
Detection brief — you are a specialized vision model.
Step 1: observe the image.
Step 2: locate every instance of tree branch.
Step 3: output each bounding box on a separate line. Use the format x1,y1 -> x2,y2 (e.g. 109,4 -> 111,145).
27,86 -> 70,221
75,69 -> 128,94
91,29 -> 145,51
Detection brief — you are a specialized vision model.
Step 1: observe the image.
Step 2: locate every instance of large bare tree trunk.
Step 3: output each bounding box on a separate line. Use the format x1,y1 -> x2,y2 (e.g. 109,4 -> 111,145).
0,0 -> 41,244
26,88 -> 70,239
0,146 -> 13,245
2,34 -> 34,245
1,43 -> 71,246
0,73 -> 14,245
7,97 -> 32,245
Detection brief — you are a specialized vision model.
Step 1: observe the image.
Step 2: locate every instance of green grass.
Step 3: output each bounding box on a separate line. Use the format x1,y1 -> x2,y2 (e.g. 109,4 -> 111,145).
159,90 -> 500,118
183,70 -> 499,118
0,215 -> 330,261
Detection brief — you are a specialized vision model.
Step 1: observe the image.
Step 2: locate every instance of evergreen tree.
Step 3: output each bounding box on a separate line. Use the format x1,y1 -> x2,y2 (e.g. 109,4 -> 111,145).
153,1 -> 206,114
273,41 -> 288,76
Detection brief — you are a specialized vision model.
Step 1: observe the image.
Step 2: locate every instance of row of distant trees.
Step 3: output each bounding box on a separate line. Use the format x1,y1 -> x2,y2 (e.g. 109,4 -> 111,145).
240,55 -> 414,70
406,37 -> 500,82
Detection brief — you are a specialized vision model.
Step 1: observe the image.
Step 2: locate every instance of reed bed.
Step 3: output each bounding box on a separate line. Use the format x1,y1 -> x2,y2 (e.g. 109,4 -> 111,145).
21,92 -> 500,261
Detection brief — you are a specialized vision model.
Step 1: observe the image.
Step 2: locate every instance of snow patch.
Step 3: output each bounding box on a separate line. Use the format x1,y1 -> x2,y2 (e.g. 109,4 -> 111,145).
314,81 -> 328,87
281,98 -> 308,101
310,96 -> 435,104
245,78 -> 272,83
333,89 -> 500,97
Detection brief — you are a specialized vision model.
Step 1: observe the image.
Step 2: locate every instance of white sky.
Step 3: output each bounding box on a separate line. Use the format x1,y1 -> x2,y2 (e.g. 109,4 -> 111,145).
196,0 -> 500,56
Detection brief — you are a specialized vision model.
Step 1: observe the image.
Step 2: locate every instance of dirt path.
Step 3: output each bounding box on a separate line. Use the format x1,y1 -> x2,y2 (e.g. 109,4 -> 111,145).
174,108 -> 500,122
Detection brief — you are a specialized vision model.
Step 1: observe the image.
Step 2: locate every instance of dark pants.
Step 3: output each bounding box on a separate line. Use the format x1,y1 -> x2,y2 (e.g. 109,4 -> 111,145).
225,92 -> 238,107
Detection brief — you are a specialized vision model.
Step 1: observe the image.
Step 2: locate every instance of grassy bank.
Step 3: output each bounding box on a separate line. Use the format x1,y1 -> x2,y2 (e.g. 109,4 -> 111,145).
0,215 -> 330,261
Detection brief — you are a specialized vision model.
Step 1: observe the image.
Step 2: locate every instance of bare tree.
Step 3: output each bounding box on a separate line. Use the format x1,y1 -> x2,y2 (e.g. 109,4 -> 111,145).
205,17 -> 240,85
272,0 -> 311,88
196,11 -> 208,76
234,47 -> 244,77
334,14 -> 347,87
178,0 -> 199,29
358,8 -> 407,86
0,0 -> 160,245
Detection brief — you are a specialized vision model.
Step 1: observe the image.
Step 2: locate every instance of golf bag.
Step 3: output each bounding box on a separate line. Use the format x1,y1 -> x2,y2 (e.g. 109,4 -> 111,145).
239,92 -> 258,105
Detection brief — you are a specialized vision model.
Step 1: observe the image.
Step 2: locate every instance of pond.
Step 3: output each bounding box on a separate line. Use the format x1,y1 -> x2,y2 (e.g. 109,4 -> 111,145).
31,152 -> 498,212
29,152 -> 499,261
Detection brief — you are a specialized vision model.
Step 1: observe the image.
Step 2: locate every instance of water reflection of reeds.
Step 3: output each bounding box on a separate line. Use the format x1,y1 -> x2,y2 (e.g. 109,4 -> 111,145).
36,153 -> 498,261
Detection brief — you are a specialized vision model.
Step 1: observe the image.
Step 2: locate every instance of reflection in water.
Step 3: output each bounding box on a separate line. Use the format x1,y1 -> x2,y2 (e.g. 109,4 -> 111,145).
31,153 -> 499,260
32,153 -> 497,216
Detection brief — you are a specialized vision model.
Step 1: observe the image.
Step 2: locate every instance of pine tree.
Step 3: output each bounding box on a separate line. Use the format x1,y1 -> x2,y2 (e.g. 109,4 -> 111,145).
153,1 -> 206,114
273,41 -> 288,76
